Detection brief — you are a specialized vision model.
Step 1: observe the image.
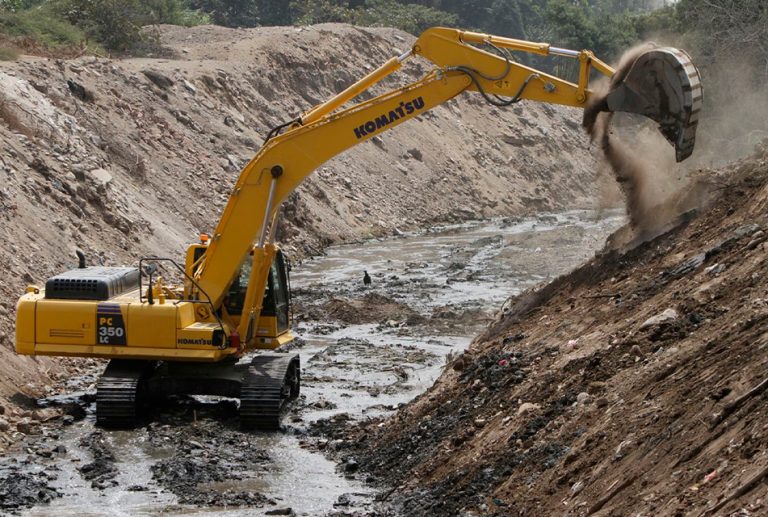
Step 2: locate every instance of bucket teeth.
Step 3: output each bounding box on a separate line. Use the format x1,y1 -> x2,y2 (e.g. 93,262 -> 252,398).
605,47 -> 703,162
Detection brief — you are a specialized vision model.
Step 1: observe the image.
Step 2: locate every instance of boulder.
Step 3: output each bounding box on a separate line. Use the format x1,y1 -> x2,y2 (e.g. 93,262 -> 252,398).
640,308 -> 679,329
517,402 -> 540,415
86,168 -> 112,187
143,70 -> 174,89
16,419 -> 40,435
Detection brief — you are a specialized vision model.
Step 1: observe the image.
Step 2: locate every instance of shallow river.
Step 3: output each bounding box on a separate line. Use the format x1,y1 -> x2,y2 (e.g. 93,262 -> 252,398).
11,210 -> 623,516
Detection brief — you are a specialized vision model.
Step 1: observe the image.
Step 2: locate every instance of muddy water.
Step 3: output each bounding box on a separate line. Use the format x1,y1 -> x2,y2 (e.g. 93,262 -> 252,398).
8,210 -> 623,517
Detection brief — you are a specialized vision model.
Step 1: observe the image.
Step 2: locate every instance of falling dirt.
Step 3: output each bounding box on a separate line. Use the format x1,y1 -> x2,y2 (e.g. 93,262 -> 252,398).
584,43 -> 689,240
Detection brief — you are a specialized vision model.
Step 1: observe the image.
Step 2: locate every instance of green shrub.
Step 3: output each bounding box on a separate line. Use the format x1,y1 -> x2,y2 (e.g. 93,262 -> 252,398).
186,0 -> 259,27
351,0 -> 457,34
0,4 -> 85,47
175,7 -> 211,27
292,0 -> 457,35
291,0 -> 353,25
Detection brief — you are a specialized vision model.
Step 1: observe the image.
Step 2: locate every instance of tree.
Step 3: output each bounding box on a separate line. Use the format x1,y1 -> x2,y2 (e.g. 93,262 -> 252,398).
486,0 -> 530,41
351,0 -> 458,35
0,0 -> 45,11
187,0 -> 259,27
677,0 -> 768,77
56,0 -> 190,51
258,0 -> 291,25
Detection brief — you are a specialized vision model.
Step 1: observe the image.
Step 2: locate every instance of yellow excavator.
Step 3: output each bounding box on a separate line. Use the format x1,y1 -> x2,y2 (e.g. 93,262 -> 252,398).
15,28 -> 702,430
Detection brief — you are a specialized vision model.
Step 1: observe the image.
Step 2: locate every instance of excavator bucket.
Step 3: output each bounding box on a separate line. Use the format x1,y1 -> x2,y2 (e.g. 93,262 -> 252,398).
603,47 -> 703,162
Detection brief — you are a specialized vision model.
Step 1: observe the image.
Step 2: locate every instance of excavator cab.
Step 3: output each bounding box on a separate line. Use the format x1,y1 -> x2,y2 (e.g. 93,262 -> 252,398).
223,249 -> 292,348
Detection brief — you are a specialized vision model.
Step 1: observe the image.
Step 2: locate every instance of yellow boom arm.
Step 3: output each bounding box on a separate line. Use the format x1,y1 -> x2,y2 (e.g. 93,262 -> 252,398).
191,27 -> 620,340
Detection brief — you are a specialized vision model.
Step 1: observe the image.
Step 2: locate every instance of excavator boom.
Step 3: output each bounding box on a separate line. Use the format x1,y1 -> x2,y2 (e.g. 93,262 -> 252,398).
195,28 -> 703,330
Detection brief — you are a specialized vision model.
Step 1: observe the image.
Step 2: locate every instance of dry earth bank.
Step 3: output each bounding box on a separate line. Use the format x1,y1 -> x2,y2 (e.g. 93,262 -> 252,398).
343,146 -> 768,516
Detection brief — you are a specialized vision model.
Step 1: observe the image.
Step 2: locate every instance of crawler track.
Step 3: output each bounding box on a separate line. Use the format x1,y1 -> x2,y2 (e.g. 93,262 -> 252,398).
240,354 -> 301,431
95,355 -> 300,430
96,359 -> 156,428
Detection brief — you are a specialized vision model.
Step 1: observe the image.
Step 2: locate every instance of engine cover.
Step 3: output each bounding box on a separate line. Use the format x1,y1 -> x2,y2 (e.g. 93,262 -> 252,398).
45,267 -> 140,301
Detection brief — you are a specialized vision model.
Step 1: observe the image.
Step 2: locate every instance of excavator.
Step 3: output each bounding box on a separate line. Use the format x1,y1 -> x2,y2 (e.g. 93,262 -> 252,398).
14,27 -> 702,430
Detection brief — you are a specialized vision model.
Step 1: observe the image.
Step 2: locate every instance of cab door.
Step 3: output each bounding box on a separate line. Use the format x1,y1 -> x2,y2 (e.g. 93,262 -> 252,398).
270,250 -> 290,333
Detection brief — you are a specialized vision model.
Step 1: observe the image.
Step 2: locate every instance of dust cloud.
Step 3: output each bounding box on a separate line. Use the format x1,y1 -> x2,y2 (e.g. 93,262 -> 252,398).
584,43 -> 689,238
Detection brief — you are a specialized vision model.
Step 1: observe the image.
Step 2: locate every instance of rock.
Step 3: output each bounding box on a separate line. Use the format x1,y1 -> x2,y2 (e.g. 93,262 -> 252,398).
344,458 -> 359,473
87,168 -> 112,187
502,333 -> 526,345
640,308 -> 679,329
265,509 -> 294,516
143,70 -> 174,89
0,417 -> 9,432
630,344 -> 644,357
33,408 -> 59,422
226,155 -> 243,170
704,263 -> 726,275
182,79 -> 197,94
614,439 -> 633,460
16,419 -> 40,435
576,392 -> 590,405
474,418 -> 486,428
407,148 -> 423,161
595,397 -> 609,408
571,480 -> 585,495
452,355 -> 469,371
517,402 -> 540,416
334,493 -> 352,507
67,79 -> 94,101
0,403 -> 5,415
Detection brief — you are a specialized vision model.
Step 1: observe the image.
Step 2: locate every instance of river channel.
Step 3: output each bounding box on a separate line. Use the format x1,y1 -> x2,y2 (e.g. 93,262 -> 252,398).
4,210 -> 623,516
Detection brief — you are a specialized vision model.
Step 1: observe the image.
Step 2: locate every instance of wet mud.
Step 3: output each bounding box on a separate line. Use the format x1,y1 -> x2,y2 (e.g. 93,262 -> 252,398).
0,210 -> 622,516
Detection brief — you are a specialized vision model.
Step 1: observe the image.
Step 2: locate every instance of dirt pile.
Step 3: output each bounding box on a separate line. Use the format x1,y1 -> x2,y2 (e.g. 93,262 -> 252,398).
0,22 -> 600,445
317,293 -> 420,325
343,144 -> 768,516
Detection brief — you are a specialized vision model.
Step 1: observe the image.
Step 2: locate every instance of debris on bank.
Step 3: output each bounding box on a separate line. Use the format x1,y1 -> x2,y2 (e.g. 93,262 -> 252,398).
343,144 -> 768,516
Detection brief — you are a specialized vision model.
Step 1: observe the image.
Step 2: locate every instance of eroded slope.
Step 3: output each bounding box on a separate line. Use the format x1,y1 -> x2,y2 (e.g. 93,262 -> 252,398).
349,146 -> 768,516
